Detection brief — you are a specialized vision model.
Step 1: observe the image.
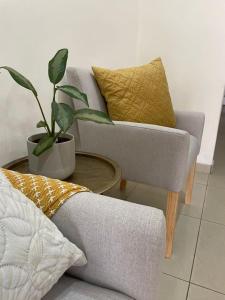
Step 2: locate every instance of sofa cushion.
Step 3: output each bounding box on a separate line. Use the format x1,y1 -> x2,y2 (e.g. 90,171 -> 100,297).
52,191 -> 165,300
0,172 -> 87,300
92,58 -> 176,128
43,275 -> 133,300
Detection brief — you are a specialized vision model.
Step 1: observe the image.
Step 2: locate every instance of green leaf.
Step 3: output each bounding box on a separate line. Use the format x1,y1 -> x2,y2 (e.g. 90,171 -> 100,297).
74,109 -> 113,125
36,120 -> 47,128
0,66 -> 37,96
48,49 -> 68,84
52,102 -> 74,132
33,134 -> 55,156
57,85 -> 89,107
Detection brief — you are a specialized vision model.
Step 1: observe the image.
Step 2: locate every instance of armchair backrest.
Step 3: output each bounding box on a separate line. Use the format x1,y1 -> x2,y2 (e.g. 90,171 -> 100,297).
66,67 -> 107,112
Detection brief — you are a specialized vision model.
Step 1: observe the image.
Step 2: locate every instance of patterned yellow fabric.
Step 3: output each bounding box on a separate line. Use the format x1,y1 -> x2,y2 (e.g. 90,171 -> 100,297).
92,57 -> 176,128
1,168 -> 90,217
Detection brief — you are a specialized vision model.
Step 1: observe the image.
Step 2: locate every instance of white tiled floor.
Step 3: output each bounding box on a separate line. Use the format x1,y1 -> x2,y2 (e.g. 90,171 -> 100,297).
104,109 -> 225,299
162,215 -> 200,281
159,274 -> 189,300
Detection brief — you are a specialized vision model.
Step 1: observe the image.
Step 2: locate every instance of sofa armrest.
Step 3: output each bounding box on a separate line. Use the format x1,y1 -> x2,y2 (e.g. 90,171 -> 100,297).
52,192 -> 165,300
175,110 -> 205,145
78,121 -> 190,191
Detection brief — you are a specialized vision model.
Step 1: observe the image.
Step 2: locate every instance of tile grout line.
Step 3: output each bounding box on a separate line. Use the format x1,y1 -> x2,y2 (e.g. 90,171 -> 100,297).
185,176 -> 209,300
190,282 -> 225,297
162,272 -> 189,283
195,181 -> 208,186
163,271 -> 225,297
200,218 -> 225,228
179,213 -> 201,221
181,214 -> 225,226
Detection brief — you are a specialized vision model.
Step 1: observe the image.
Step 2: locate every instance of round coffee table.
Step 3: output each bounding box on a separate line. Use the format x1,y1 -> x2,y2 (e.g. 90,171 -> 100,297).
2,152 -> 121,194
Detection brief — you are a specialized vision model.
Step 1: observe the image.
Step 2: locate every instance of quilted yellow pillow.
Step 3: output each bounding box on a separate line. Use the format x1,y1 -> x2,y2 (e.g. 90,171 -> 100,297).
92,58 -> 176,128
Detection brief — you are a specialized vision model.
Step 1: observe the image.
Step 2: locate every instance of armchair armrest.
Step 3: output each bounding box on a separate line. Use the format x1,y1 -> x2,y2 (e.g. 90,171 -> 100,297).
77,121 -> 190,191
52,192 -> 165,300
175,110 -> 205,145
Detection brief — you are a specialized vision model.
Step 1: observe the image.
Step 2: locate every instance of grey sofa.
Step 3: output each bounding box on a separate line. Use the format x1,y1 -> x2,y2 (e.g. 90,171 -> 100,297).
63,67 -> 205,257
44,192 -> 165,300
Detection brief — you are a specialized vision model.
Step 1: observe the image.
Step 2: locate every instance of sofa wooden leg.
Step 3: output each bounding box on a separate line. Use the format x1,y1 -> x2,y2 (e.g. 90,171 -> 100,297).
120,179 -> 127,191
165,191 -> 179,258
185,163 -> 196,205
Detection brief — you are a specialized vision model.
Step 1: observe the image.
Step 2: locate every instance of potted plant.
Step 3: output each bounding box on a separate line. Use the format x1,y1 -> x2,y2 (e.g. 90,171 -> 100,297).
1,49 -> 113,179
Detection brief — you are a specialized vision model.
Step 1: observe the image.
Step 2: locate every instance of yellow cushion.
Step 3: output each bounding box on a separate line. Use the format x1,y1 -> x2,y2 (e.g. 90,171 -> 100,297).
92,58 -> 176,128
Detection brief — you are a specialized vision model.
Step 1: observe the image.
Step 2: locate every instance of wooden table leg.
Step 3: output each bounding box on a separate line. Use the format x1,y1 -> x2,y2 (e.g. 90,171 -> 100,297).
120,179 -> 127,191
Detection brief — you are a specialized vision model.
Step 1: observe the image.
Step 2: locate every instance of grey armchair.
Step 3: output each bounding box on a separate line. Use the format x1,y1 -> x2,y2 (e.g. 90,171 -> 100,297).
44,192 -> 165,300
64,67 -> 205,258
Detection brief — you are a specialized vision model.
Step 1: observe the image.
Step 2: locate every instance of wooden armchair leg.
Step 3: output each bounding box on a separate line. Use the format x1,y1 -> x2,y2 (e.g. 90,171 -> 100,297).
185,163 -> 196,205
120,179 -> 127,191
166,191 -> 179,258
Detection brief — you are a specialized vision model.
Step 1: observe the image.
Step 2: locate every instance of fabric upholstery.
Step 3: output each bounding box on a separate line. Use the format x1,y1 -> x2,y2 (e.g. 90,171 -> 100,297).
77,120 -> 191,191
92,58 -> 176,127
44,275 -> 133,300
0,172 -> 87,300
65,67 -> 205,192
66,67 -> 107,112
65,67 -> 107,148
52,192 -> 165,300
187,135 -> 199,174
175,110 -> 205,146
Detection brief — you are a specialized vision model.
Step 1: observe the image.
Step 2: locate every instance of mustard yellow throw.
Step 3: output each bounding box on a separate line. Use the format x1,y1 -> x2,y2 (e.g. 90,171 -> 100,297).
92,57 -> 176,128
1,168 -> 90,217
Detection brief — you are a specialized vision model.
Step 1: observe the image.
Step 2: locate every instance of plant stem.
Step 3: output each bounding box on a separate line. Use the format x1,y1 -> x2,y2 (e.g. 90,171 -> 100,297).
51,85 -> 57,136
35,95 -> 51,135
55,129 -> 63,141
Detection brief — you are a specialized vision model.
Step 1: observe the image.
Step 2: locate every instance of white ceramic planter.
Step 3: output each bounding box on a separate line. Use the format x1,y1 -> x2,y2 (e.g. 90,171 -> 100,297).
27,133 -> 75,180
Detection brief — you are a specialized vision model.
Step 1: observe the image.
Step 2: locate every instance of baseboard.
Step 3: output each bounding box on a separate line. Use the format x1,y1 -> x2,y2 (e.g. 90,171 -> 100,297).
196,162 -> 213,174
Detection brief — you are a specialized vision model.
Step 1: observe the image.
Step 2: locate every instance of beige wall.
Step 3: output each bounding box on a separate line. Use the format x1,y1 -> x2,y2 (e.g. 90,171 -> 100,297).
137,0 -> 225,166
0,0 -> 138,165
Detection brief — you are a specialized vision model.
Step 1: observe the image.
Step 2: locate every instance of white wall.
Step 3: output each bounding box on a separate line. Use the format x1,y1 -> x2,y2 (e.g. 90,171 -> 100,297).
137,0 -> 225,166
0,0 -> 138,165
1,0 -> 225,167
